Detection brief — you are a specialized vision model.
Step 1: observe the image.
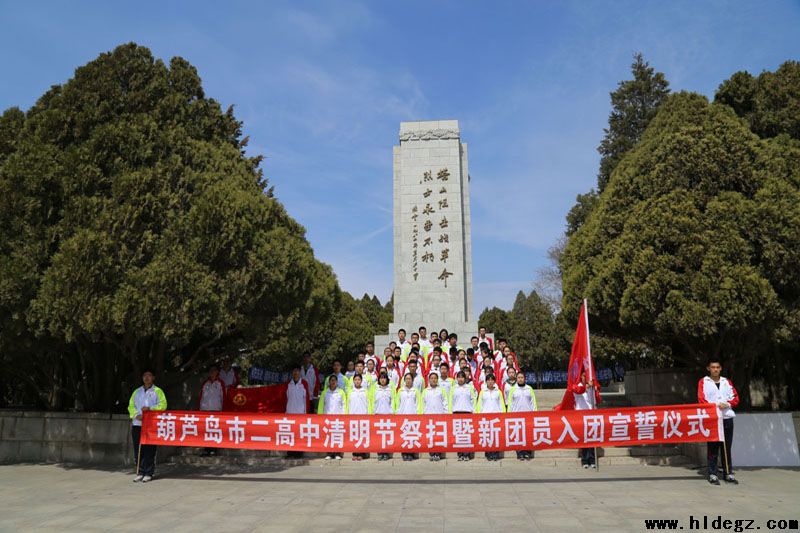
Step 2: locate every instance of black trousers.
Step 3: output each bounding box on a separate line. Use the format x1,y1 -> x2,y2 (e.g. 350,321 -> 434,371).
131,426 -> 157,476
580,447 -> 595,465
708,418 -> 734,477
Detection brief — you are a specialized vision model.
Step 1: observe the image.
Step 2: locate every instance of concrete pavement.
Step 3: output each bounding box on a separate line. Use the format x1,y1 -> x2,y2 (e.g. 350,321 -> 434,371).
0,462 -> 798,532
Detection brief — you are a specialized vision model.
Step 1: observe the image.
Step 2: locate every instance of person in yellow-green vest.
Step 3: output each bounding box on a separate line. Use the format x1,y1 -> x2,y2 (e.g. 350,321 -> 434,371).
128,369 -> 167,482
369,373 -> 397,461
477,373 -> 506,461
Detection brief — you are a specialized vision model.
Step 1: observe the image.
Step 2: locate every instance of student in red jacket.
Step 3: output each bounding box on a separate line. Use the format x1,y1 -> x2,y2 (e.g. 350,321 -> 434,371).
698,357 -> 740,485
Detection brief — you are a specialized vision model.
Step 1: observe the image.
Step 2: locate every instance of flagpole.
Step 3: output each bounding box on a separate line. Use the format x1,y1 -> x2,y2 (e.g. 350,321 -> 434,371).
584,299 -> 598,472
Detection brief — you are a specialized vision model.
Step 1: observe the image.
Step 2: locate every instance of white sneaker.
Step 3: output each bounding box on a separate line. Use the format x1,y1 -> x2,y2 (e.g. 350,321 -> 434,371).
582,464 -> 589,469
591,464 -> 597,469
142,476 -> 152,483
133,475 -> 144,482
325,455 -> 333,460
334,455 -> 342,460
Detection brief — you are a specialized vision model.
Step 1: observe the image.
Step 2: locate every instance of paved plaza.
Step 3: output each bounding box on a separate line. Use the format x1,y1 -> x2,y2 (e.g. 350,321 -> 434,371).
1,462 -> 798,532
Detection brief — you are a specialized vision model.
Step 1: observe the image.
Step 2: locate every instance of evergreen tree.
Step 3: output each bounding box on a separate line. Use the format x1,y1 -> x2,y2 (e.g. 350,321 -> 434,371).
0,44 -> 339,410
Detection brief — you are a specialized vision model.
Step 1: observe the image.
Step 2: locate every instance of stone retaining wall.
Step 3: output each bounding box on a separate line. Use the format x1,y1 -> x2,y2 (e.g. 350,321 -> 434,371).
0,410 -> 176,466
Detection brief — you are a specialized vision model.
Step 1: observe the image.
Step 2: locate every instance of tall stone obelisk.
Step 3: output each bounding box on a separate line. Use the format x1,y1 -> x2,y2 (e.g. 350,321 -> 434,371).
376,120 -> 478,348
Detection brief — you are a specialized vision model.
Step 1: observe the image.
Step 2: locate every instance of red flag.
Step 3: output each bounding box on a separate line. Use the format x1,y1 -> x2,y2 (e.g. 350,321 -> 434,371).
555,299 -> 601,410
223,384 -> 288,413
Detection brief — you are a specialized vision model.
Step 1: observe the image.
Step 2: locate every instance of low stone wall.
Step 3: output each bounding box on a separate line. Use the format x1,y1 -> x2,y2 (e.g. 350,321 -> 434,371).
625,368 -> 698,406
0,410 -> 176,466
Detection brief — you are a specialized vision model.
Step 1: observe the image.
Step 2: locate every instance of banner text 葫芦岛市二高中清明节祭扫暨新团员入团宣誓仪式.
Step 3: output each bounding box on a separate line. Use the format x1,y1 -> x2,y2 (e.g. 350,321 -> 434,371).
141,403 -> 723,453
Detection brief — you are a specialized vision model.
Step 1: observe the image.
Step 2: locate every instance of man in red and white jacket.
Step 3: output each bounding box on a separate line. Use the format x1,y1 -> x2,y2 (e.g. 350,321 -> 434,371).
698,357 -> 740,485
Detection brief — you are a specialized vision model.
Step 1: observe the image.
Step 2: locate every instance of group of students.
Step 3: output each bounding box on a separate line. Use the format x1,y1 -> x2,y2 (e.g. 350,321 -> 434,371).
126,325 -> 739,483
290,328 -> 538,462
315,328 -> 521,394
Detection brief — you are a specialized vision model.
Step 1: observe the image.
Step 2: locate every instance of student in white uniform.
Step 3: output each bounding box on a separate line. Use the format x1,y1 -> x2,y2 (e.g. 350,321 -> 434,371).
301,353 -> 320,412
363,359 -> 378,388
418,326 -> 433,357
199,366 -> 225,413
422,372 -> 449,461
449,371 -> 477,461
285,368 -> 310,414
128,369 -> 167,482
364,342 -> 380,368
285,367 -> 310,458
396,373 -> 422,461
698,357 -> 740,485
507,372 -> 537,460
347,374 -> 370,461
396,328 -> 411,361
503,367 -> 518,401
392,346 -> 404,372
219,360 -> 239,389
403,359 -> 425,393
370,373 -> 397,461
328,360 -> 347,390
570,370 -> 598,468
382,354 -> 401,388
438,363 -> 454,398
478,326 -> 493,351
344,361 -> 356,380
428,353 -> 443,378
317,375 -> 347,460
477,374 -> 506,461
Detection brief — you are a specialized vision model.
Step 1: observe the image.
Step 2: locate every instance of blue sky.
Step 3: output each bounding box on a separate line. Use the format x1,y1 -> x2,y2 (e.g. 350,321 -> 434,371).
1,1 -> 798,314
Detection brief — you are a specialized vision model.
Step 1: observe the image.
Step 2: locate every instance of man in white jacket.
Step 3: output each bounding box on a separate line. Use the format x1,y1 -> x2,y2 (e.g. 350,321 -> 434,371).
199,366 -> 224,412
285,367 -> 310,458
127,370 -> 167,482
301,353 -> 320,413
198,366 -> 225,456
286,368 -> 310,414
698,357 -> 740,485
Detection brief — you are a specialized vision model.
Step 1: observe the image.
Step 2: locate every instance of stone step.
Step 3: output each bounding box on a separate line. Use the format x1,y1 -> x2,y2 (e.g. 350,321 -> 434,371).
168,453 -> 695,468
168,444 -> 687,467
175,445 -> 680,459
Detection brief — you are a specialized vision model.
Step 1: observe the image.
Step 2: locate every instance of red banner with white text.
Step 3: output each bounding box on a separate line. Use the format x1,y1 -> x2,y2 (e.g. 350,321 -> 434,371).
141,403 -> 722,453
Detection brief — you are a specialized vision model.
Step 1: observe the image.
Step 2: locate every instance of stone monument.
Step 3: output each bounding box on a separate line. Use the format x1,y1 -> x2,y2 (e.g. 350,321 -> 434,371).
375,120 -> 479,349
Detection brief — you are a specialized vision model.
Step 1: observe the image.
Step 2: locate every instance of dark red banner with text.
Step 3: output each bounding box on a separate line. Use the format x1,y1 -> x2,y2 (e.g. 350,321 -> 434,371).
141,403 -> 722,453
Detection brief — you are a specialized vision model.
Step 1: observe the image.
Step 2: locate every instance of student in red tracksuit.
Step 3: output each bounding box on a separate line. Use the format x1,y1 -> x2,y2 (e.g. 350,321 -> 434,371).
698,357 -> 740,485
